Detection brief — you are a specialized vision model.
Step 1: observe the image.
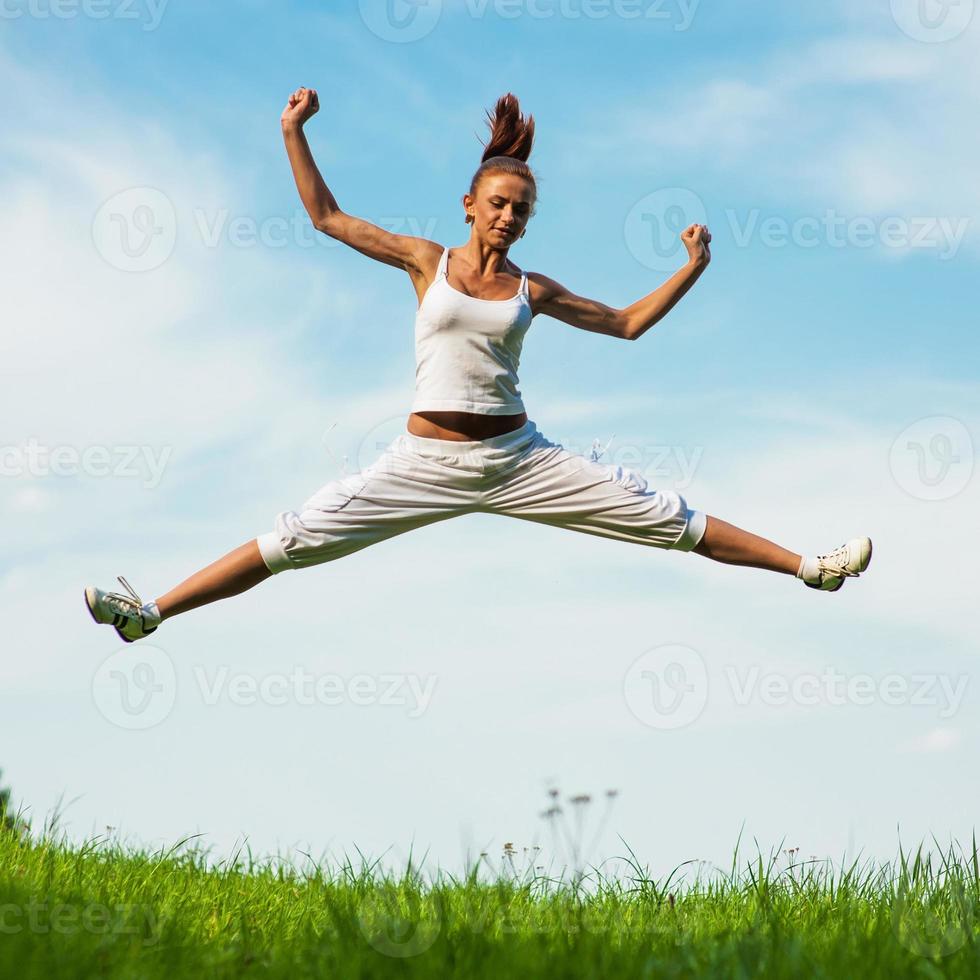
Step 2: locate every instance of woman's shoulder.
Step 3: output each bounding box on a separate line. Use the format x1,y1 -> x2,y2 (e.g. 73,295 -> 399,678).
522,270 -> 567,313
415,239 -> 447,272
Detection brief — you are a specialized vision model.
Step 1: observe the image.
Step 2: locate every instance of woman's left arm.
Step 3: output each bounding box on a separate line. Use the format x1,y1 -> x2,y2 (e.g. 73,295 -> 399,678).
534,223 -> 711,341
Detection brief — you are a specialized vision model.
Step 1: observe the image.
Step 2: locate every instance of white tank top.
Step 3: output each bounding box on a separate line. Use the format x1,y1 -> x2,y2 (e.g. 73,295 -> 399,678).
412,246 -> 533,416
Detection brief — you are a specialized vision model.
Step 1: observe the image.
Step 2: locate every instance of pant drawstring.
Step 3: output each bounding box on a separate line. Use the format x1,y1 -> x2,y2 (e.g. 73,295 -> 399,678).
589,433 -> 616,463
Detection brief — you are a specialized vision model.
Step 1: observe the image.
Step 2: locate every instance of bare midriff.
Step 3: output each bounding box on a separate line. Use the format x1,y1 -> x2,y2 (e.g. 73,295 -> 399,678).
406,410 -> 528,441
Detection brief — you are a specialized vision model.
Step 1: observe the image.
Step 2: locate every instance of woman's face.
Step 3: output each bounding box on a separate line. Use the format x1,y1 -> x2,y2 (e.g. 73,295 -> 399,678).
464,173 -> 535,247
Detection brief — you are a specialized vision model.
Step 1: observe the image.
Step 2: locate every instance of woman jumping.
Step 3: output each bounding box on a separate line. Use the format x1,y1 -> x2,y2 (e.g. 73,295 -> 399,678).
85,90 -> 872,643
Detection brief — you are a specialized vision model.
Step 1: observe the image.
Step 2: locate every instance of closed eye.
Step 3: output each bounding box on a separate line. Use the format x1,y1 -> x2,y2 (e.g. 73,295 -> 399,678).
491,198 -> 530,215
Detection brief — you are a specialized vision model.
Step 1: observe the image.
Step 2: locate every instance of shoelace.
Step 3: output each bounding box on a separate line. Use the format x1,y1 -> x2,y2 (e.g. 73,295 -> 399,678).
816,544 -> 860,579
103,575 -> 145,618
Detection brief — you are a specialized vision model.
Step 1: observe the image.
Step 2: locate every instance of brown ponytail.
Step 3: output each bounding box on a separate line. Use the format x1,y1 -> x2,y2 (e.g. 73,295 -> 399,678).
480,92 -> 534,163
468,93 -> 538,214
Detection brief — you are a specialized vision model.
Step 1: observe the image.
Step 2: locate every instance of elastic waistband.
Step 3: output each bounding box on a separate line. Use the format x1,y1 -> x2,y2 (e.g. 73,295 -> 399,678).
401,419 -> 539,456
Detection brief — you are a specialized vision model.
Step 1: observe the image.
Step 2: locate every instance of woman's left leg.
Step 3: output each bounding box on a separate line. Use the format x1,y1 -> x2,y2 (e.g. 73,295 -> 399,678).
482,430 -> 871,590
691,515 -> 801,574
686,514 -> 872,589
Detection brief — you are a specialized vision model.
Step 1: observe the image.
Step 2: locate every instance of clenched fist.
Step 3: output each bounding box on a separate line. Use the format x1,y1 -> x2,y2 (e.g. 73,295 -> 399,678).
681,223 -> 712,267
281,87 -> 319,131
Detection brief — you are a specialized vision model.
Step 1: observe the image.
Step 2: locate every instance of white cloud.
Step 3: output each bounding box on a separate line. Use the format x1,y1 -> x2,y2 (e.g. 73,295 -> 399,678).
0,43 -> 405,562
899,727 -> 962,753
563,24 -> 980,244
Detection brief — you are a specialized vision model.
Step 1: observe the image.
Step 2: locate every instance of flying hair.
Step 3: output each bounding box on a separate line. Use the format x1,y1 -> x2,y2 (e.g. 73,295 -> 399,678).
467,93 -> 538,217
480,92 -> 535,163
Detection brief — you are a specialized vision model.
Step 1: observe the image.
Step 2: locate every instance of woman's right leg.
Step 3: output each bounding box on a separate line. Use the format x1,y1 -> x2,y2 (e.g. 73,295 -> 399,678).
156,438 -> 483,624
87,436 -> 483,642
154,539 -> 272,622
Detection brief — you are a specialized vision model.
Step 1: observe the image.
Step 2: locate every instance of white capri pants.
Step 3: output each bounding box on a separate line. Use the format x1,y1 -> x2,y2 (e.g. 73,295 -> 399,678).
256,419 -> 707,574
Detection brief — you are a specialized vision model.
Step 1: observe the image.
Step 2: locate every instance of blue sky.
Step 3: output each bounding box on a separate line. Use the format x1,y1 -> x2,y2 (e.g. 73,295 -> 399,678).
1,0 -> 977,879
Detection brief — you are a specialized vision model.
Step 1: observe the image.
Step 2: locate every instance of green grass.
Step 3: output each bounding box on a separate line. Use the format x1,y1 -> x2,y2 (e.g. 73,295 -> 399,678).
1,825 -> 978,978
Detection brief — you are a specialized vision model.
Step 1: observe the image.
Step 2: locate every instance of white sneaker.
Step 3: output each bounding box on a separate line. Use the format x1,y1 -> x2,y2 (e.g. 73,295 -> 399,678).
84,576 -> 160,643
804,537 -> 873,592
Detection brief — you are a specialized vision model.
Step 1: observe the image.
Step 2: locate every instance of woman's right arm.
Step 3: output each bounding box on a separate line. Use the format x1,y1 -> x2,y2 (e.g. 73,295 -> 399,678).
280,87 -> 434,275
